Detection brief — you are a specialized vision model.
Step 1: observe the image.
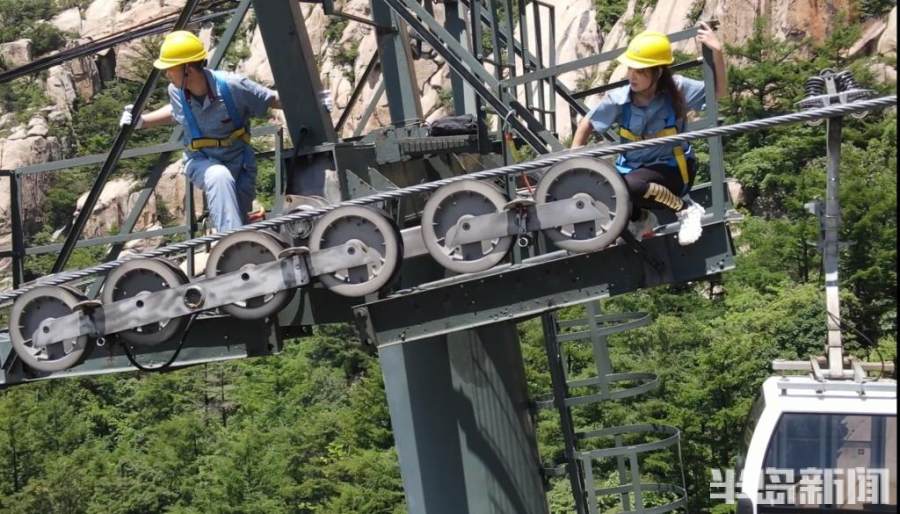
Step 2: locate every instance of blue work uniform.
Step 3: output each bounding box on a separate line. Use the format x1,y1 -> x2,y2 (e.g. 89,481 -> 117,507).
585,75 -> 707,192
168,69 -> 277,232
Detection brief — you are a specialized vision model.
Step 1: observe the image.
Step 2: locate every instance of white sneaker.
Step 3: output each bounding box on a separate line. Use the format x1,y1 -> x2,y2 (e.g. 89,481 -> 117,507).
676,201 -> 705,245
627,210 -> 658,241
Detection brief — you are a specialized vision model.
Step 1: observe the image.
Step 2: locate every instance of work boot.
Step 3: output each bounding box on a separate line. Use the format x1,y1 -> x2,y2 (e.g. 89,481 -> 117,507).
676,201 -> 705,245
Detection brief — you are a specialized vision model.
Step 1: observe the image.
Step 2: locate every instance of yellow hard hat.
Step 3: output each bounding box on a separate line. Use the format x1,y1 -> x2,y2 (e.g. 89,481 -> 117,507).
153,31 -> 208,70
617,31 -> 674,69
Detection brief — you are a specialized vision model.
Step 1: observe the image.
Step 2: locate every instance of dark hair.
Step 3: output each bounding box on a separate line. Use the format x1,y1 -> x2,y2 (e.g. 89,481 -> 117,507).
653,66 -> 686,122
187,59 -> 207,71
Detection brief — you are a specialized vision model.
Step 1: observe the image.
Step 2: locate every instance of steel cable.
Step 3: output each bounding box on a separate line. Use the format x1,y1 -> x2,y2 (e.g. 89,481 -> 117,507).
0,0 -> 237,84
0,95 -> 894,305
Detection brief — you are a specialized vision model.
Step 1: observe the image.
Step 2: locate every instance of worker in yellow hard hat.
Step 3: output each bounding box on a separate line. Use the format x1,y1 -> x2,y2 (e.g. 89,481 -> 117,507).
119,31 -> 283,232
571,22 -> 727,246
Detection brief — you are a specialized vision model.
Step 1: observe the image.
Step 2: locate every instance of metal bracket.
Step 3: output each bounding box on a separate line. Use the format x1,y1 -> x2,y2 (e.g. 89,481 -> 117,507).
32,241 -> 377,348
445,195 -> 609,247
308,240 -> 384,275
618,230 -> 664,274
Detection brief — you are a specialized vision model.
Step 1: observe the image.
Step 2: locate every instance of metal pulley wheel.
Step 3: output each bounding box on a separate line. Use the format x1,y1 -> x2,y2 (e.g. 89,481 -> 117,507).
101,258 -> 190,345
205,230 -> 295,320
420,179 -> 513,274
308,205 -> 402,297
284,195 -> 330,242
9,285 -> 92,372
534,157 -> 630,253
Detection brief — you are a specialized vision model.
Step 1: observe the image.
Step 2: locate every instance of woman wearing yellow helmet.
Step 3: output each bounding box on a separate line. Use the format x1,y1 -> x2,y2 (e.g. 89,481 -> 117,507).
571,22 -> 726,246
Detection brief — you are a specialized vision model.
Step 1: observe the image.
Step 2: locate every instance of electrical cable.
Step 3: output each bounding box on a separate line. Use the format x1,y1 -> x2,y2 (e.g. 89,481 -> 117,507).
120,313 -> 198,372
0,94 -> 895,306
826,310 -> 891,379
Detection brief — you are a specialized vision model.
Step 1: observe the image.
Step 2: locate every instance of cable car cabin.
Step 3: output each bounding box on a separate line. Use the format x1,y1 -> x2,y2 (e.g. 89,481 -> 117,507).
736,375 -> 897,513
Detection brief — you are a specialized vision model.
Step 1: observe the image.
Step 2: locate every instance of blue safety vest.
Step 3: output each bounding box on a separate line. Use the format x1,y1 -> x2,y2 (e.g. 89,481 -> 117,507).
616,96 -> 692,193
178,71 -> 253,166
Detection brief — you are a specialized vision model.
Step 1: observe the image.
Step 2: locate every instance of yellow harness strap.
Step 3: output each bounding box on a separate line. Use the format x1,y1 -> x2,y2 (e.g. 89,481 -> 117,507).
618,126 -> 690,185
188,127 -> 251,151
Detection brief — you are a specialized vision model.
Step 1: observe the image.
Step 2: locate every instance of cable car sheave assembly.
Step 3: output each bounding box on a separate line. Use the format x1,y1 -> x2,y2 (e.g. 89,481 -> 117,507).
4,94 -> 896,375
7,157 -> 630,373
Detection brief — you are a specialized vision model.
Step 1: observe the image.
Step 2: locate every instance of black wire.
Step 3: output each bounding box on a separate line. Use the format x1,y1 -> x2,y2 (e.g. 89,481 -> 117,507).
0,1 -> 235,84
825,310 -> 891,379
120,313 -> 198,372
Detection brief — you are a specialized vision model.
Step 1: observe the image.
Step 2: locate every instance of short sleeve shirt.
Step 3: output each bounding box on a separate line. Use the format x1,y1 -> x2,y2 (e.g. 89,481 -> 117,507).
168,69 -> 276,171
585,75 -> 707,170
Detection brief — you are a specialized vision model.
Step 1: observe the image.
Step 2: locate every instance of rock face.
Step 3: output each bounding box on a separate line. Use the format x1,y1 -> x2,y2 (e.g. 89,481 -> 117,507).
66,49 -> 103,102
81,0 -> 120,40
0,132 -> 62,171
51,7 -> 83,35
1,39 -> 33,69
45,66 -> 78,113
876,6 -> 897,55
66,161 -> 204,241
0,134 -> 60,235
72,177 -> 145,239
706,0 -> 868,58
645,0 -> 702,49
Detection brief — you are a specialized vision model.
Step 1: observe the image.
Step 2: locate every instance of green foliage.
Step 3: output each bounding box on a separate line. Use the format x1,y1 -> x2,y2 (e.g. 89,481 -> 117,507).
0,333 -> 405,513
0,77 -> 50,125
436,86 -> 454,110
0,0 -> 68,55
254,157 -> 277,209
333,40 -> 360,82
857,0 -> 895,19
594,0 -> 629,33
221,36 -> 252,72
324,17 -> 349,43
66,80 -> 172,170
686,0 -> 706,26
625,12 -> 646,38
22,233 -> 106,278
673,50 -> 704,80
55,0 -> 94,8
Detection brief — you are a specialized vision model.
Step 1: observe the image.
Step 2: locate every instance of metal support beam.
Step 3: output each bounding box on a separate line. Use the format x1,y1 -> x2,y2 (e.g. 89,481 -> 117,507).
253,0 -> 337,149
381,0 -> 554,153
467,0 -> 492,153
355,222 -> 735,346
700,45 -> 726,220
9,172 -> 25,287
824,116 -> 843,374
379,322 -> 549,514
443,0 -> 476,116
371,0 -> 425,126
336,53 -> 380,133
0,316 -> 280,388
503,27 -> 700,88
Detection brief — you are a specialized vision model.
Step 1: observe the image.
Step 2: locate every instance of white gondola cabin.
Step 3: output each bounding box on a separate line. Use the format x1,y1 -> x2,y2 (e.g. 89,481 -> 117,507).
737,374 -> 897,513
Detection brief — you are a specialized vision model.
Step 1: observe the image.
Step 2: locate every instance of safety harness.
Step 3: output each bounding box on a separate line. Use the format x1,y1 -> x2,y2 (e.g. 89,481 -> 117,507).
616,96 -> 691,191
179,71 -> 252,156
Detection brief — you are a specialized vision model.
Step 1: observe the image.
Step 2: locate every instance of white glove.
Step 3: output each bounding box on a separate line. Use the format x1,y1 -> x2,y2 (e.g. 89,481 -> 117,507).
119,104 -> 143,129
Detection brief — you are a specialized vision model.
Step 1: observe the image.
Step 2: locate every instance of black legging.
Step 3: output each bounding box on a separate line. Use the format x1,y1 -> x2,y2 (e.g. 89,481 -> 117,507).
622,159 -> 697,220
